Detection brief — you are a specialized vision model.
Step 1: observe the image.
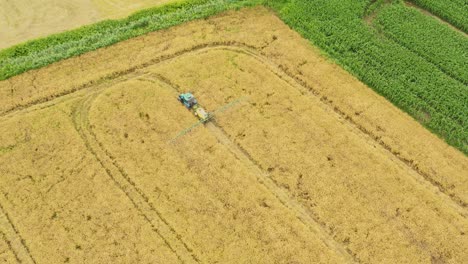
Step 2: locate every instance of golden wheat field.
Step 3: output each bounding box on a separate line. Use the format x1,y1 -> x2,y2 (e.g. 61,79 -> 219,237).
0,7 -> 467,264
0,0 -> 175,49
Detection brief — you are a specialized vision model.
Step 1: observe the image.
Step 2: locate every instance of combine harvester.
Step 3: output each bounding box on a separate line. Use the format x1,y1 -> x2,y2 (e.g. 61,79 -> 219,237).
171,92 -> 243,143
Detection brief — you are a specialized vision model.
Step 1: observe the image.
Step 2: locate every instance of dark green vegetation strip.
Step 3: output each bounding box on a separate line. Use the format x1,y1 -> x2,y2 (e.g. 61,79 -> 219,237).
269,0 -> 467,154
374,4 -> 468,85
407,0 -> 468,33
0,0 -> 261,80
0,0 -> 466,154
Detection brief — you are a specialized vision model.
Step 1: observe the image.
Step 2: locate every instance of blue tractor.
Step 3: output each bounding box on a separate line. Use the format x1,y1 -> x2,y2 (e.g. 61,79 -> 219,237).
178,93 -> 198,109
178,93 -> 211,123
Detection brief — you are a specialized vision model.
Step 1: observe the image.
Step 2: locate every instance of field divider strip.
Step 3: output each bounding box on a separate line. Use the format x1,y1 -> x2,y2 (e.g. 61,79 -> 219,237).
0,198 -> 36,264
71,90 -> 200,264
2,41 -> 465,211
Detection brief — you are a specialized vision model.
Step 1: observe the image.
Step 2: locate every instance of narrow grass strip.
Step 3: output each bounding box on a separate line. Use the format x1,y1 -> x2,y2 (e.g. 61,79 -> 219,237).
0,0 -> 261,80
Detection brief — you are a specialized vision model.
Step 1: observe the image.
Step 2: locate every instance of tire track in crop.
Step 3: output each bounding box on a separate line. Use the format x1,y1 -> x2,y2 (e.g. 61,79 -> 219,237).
147,45 -> 468,213
148,73 -> 358,263
0,42 -> 254,118
0,71 -> 148,123
2,41 -> 465,210
149,64 -> 468,262
0,231 -> 20,263
226,47 -> 467,212
207,122 -> 360,263
0,199 -> 36,264
71,92 -> 199,264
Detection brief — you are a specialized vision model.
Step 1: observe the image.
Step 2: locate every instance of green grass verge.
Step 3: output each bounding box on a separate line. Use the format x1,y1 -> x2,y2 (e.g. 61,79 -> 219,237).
407,0 -> 468,33
0,0 -> 261,80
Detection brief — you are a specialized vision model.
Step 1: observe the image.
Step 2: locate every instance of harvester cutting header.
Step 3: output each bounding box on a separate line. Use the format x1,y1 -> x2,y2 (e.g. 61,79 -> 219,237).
178,93 -> 212,123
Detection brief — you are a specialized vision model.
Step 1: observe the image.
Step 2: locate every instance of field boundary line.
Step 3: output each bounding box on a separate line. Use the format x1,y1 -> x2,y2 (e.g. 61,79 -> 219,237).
0,199 -> 36,264
2,41 -> 465,210
71,91 -> 199,264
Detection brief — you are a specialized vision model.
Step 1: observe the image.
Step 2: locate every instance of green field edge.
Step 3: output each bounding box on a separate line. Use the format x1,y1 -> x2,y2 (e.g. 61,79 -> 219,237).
0,0 -> 263,80
0,0 -> 466,155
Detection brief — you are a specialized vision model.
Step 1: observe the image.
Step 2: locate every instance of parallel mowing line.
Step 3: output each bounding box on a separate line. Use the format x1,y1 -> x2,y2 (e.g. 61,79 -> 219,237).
0,200 -> 36,264
150,68 -> 468,262
151,74 -> 358,263
221,46 -> 467,212
72,93 -> 199,264
1,41 -> 464,215
151,68 -> 466,262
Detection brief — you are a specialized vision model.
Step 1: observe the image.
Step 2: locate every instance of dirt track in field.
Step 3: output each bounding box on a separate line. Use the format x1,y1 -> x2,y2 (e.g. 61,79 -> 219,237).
0,7 -> 467,264
0,0 -> 175,50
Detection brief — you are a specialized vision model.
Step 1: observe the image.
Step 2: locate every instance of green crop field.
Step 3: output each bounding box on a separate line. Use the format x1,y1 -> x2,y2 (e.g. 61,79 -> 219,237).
0,0 -> 467,154
374,4 -> 468,84
407,0 -> 468,33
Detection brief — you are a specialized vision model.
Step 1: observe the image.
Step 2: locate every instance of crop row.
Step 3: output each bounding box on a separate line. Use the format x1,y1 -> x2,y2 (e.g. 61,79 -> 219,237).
407,0 -> 467,33
269,0 -> 467,153
374,4 -> 468,85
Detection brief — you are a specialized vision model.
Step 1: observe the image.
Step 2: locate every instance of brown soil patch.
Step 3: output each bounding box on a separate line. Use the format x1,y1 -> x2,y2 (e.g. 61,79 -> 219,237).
0,7 -> 467,263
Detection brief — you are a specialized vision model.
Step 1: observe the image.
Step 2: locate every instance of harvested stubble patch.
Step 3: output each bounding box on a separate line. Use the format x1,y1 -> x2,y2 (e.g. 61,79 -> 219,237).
0,6 -> 467,264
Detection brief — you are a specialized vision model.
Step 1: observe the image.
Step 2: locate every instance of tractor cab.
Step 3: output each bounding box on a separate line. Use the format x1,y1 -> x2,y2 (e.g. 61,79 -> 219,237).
178,93 -> 198,109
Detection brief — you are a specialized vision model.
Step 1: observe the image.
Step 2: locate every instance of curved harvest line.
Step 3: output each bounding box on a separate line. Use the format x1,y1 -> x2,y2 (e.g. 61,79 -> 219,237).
147,74 -> 359,263
0,199 -> 36,264
71,92 -> 199,264
1,41 -> 464,215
